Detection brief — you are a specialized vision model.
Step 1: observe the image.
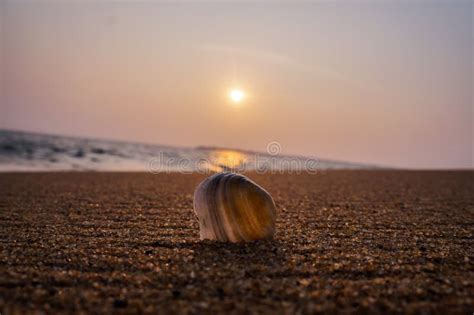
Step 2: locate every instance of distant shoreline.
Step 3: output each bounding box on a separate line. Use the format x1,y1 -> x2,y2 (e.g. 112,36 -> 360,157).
0,129 -> 379,171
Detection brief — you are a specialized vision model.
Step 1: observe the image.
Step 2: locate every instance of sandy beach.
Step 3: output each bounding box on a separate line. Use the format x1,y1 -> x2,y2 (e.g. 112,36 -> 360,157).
0,171 -> 472,314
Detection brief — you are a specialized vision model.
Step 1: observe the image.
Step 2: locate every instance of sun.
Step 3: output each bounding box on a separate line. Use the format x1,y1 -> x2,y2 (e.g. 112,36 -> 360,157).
229,88 -> 246,104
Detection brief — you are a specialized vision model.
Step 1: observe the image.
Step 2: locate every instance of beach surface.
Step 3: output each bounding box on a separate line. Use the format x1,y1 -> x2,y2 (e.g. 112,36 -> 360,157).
0,171 -> 473,314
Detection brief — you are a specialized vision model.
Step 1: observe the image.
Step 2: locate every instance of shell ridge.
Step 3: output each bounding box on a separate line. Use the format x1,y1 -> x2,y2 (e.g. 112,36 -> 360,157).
212,173 -> 230,241
194,178 -> 215,240
222,174 -> 241,242
239,178 -> 262,240
217,173 -> 237,242
226,175 -> 247,241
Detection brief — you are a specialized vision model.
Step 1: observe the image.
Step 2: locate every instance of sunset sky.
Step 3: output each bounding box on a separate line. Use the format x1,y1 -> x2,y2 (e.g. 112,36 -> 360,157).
1,1 -> 472,168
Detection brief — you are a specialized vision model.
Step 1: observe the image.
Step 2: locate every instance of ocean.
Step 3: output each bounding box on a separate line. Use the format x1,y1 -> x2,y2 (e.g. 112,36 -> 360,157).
0,129 -> 374,172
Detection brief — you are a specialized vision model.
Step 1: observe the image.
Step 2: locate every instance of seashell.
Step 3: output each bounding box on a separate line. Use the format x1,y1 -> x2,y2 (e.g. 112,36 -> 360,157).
193,172 -> 277,242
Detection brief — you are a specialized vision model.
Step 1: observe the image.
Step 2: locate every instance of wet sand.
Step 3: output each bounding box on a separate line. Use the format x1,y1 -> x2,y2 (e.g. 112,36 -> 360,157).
0,171 -> 473,314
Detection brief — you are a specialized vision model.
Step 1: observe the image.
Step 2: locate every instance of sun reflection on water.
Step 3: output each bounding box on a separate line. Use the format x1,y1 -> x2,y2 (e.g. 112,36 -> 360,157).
210,149 -> 248,171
